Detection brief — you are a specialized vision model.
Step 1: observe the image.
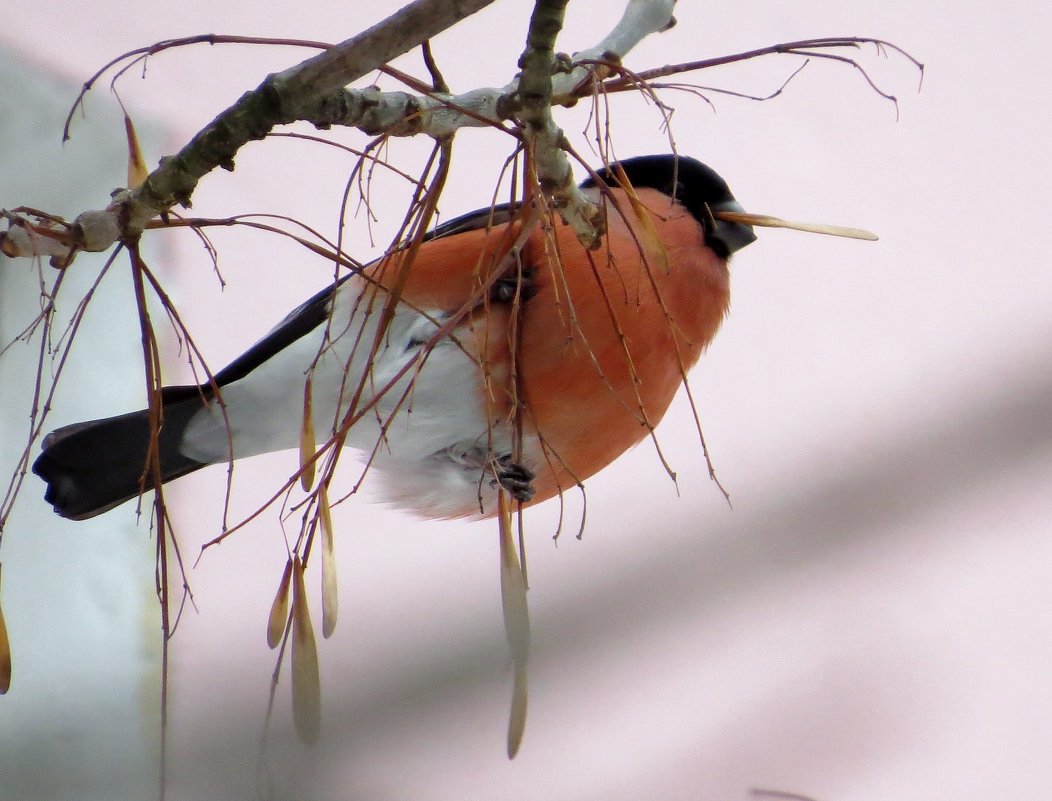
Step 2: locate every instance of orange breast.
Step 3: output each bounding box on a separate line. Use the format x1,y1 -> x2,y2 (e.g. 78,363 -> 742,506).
374,187 -> 730,514
517,187 -> 731,504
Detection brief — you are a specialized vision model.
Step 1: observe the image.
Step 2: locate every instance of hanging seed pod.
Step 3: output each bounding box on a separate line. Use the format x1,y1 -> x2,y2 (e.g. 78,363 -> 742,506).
299,379 -> 316,491
614,162 -> 669,273
266,558 -> 294,649
0,565 -> 11,694
319,486 -> 338,639
291,556 -> 321,743
497,492 -> 530,757
123,113 -> 148,190
507,662 -> 528,759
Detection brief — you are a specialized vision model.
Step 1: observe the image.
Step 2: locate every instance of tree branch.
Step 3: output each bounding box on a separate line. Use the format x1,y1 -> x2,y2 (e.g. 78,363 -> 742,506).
0,0 -> 679,263
129,0 -> 498,225
2,0 -> 497,262
516,0 -> 602,247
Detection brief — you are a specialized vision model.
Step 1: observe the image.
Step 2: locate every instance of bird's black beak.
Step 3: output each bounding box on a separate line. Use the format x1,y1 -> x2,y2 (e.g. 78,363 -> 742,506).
706,199 -> 757,258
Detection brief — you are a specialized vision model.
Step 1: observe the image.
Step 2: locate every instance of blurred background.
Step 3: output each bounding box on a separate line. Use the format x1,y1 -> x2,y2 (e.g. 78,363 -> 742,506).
2,1 -> 1051,799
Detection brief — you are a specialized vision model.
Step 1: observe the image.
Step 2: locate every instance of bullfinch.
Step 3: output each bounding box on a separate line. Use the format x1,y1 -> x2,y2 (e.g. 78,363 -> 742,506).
32,154 -> 758,520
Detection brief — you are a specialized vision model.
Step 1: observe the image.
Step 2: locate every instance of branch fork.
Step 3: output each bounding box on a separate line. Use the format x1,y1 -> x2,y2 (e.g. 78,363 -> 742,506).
0,0 -> 677,264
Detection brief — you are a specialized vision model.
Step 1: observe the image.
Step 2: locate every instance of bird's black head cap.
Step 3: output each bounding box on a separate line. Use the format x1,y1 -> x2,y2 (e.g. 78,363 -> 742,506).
580,154 -> 757,259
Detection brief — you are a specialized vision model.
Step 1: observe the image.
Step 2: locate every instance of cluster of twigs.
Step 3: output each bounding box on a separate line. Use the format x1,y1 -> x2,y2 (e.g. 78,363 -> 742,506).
0,0 -> 921,794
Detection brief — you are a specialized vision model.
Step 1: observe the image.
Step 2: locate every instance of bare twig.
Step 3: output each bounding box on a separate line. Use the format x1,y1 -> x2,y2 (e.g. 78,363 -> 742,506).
16,0 -> 494,264
1,0 -> 683,263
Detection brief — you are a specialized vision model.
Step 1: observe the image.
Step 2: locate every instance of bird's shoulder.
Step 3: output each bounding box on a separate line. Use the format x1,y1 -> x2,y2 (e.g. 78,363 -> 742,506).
204,203 -> 525,388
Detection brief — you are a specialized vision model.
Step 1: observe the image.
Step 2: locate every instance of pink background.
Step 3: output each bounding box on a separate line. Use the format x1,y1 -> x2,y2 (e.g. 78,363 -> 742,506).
3,1 -> 1051,799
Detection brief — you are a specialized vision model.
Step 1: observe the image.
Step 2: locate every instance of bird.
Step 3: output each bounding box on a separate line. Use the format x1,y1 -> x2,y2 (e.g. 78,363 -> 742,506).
32,154 -> 760,521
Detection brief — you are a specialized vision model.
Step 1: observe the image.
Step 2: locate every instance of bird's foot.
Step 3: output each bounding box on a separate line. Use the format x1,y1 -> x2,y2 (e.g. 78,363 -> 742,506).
492,456 -> 535,503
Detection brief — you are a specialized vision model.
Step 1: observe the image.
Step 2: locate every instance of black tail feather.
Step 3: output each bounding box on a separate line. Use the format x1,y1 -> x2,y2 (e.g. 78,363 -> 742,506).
32,390 -> 209,520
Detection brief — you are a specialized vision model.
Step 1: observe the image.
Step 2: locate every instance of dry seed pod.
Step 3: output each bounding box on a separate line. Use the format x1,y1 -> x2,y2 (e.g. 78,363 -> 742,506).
266,559 -> 294,649
497,492 -> 530,757
291,556 -> 321,743
0,566 -> 11,694
299,380 -> 316,491
319,487 -> 338,639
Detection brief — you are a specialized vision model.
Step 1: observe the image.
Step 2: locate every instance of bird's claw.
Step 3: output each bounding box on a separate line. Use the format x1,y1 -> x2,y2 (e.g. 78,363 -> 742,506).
493,457 -> 535,503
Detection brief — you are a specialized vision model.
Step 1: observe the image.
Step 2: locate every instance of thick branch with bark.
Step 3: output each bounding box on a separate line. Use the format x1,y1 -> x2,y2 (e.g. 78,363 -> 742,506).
0,0 -> 677,262
1,0 -> 497,257
298,0 -> 674,137
517,0 -> 601,246
122,0 -> 499,232
0,3 -> 918,265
